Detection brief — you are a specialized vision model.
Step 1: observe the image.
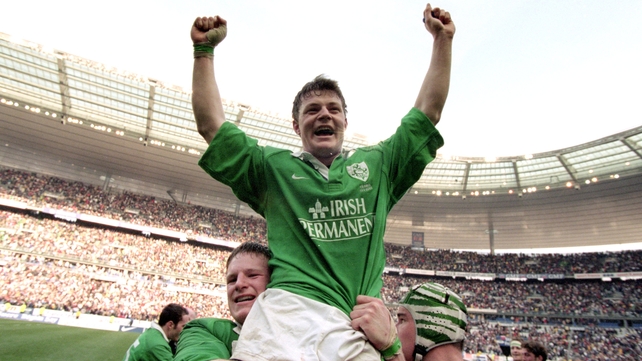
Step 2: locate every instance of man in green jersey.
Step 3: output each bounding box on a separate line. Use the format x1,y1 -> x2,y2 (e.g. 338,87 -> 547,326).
123,303 -> 190,361
173,242 -> 272,361
351,282 -> 468,361
191,3 -> 455,360
169,308 -> 197,354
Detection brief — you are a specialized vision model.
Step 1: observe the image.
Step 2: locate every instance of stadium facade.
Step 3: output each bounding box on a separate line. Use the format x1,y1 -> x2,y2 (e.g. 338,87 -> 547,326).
1,32 -> 642,252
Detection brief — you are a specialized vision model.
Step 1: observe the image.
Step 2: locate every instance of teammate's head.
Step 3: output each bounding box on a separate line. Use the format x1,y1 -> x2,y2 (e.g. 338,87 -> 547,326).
185,307 -> 197,321
158,303 -> 190,342
226,241 -> 272,270
510,337 -> 525,361
397,283 -> 468,361
226,242 -> 272,325
522,341 -> 547,361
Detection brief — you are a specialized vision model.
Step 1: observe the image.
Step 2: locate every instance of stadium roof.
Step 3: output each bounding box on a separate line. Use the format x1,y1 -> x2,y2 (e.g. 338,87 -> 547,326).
2,34 -> 642,252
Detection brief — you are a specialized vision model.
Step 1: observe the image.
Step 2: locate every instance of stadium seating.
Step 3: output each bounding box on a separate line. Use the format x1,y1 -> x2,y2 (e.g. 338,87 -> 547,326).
2,167 -> 641,360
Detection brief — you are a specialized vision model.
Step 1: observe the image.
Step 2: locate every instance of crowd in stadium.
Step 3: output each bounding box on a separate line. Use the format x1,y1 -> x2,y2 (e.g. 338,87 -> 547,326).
2,167 -> 642,360
381,275 -> 641,318
2,207 -> 640,321
0,168 -> 267,244
3,209 -> 642,319
464,319 -> 641,360
385,243 -> 642,274
2,245 -> 641,360
1,211 -> 230,281
1,253 -> 230,321
3,167 -> 642,276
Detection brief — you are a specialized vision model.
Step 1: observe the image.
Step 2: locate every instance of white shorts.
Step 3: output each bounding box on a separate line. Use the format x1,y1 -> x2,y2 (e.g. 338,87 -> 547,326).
231,289 -> 380,361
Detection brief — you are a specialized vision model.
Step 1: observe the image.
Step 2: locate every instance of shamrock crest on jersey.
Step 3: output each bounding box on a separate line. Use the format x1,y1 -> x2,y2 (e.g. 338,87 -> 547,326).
346,161 -> 369,182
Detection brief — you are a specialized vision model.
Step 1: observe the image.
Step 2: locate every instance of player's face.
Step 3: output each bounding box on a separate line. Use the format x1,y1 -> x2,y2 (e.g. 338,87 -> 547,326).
511,346 -> 524,361
293,91 -> 347,166
226,253 -> 270,325
169,314 -> 190,341
396,306 -> 416,361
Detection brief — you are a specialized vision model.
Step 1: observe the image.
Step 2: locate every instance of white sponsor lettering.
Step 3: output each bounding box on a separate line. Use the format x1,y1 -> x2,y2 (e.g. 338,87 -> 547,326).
302,197 -> 373,241
300,215 -> 373,241
329,198 -> 367,217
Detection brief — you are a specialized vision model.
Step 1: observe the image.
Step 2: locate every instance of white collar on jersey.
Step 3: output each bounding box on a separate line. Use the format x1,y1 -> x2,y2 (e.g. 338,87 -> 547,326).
150,322 -> 170,342
291,148 -> 355,180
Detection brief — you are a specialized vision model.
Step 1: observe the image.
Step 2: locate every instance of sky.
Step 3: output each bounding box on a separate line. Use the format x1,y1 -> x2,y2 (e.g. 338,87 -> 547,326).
2,0 -> 641,158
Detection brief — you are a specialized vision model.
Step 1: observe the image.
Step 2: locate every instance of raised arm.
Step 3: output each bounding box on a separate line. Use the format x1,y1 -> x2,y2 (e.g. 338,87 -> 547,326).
414,4 -> 456,125
191,16 -> 228,144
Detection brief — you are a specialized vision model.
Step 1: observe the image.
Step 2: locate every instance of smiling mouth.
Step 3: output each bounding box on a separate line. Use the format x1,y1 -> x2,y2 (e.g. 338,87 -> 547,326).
235,295 -> 255,303
314,127 -> 334,136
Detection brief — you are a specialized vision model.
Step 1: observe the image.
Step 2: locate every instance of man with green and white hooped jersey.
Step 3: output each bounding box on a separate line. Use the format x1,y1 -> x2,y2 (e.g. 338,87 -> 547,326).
351,282 -> 468,361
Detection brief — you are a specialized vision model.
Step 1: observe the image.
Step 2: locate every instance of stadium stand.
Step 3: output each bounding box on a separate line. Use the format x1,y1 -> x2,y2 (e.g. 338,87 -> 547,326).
2,167 -> 642,360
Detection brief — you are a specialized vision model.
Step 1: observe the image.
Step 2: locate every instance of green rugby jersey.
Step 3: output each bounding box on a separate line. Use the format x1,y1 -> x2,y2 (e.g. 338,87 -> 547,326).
122,323 -> 172,361
199,108 -> 443,315
174,318 -> 238,361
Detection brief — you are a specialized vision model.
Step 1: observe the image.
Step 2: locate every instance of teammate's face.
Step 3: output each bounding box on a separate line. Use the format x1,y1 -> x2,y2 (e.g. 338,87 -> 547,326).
292,91 -> 347,166
168,314 -> 190,341
226,253 -> 270,325
511,346 -> 524,361
396,306 -> 416,361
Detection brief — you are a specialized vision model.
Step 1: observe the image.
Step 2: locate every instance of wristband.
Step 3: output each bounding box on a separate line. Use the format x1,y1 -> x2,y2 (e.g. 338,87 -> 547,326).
194,44 -> 214,59
377,310 -> 399,352
380,337 -> 402,360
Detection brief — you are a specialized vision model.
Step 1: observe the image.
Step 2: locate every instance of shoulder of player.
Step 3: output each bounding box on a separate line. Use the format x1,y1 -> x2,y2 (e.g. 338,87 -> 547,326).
184,317 -> 236,332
